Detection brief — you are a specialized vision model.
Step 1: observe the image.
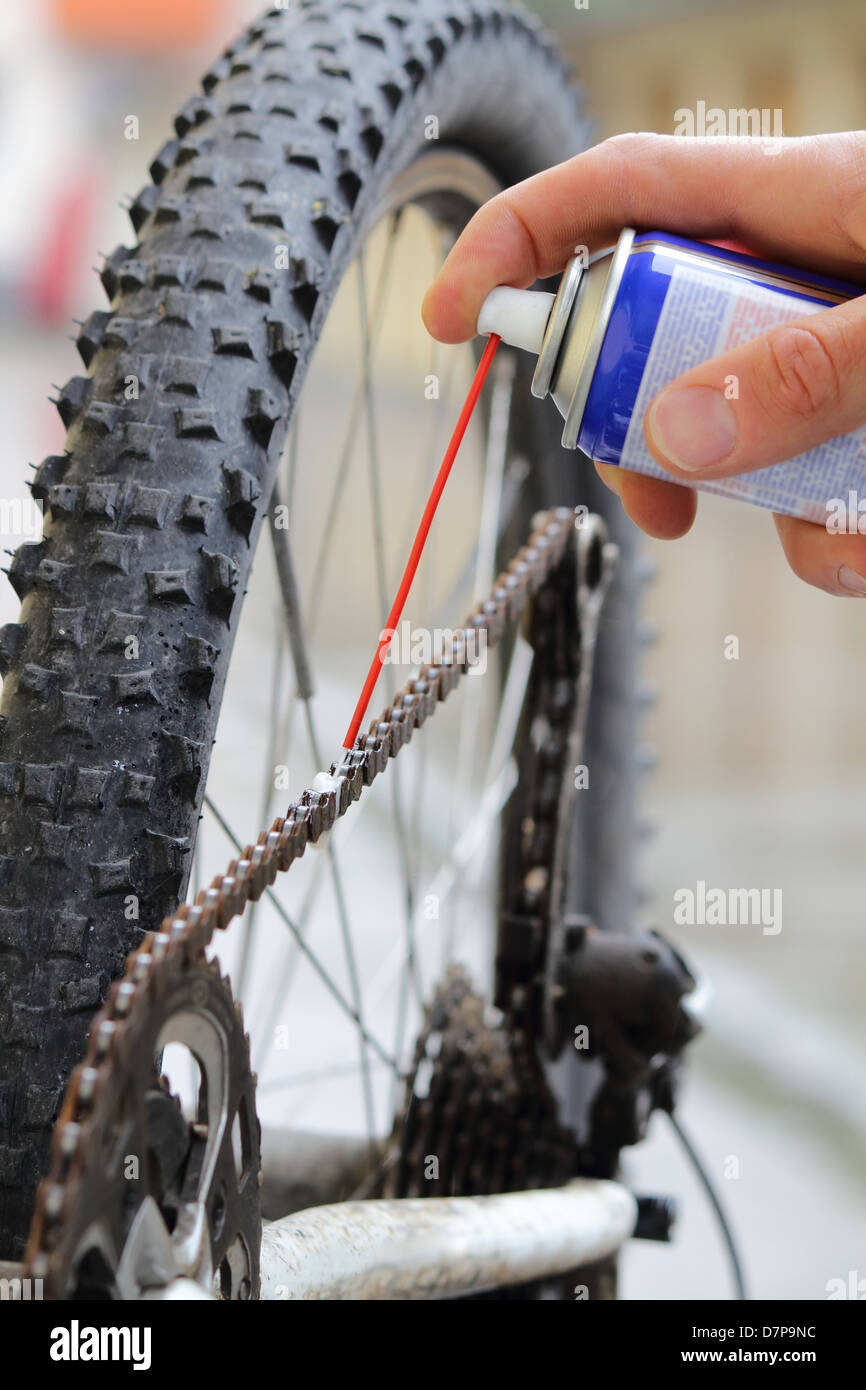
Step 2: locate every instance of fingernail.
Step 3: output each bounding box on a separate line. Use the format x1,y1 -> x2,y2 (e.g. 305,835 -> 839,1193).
647,386 -> 738,472
837,565 -> 866,595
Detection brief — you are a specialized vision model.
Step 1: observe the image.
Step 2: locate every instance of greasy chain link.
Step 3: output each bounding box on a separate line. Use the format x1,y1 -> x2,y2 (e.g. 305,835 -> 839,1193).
25,507 -> 578,1280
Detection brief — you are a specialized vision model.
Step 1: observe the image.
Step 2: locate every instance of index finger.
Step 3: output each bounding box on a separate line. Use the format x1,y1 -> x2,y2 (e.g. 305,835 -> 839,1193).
422,131 -> 866,342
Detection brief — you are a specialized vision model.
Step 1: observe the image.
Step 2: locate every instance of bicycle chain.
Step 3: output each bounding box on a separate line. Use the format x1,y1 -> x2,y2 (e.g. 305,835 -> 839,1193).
25,506 -> 580,1295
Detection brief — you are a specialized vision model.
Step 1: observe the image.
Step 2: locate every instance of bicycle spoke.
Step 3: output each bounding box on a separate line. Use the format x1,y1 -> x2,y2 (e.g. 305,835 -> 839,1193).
441,626 -> 535,962
300,697 -> 380,1147
355,247 -> 425,1089
433,451 -> 530,630
388,334 -> 465,1102
267,481 -> 316,702
442,352 -> 515,964
305,209 -> 403,637
396,340 -> 467,550
277,213 -> 402,790
358,248 -> 390,630
284,402 -> 301,518
261,402 -> 390,1138
264,410 -> 306,779
251,773 -> 382,1073
251,851 -> 324,1073
262,474 -> 317,800
374,632 -> 534,1002
364,757 -> 521,1015
233,612 -> 288,1003
473,353 -> 516,609
202,794 -> 396,1072
405,331 -> 444,889
188,828 -> 204,1102
361,246 -> 417,966
257,1056 -> 396,1097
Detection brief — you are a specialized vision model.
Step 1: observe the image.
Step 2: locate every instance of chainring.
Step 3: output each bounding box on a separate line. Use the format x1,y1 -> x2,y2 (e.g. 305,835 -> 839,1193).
26,947 -> 260,1300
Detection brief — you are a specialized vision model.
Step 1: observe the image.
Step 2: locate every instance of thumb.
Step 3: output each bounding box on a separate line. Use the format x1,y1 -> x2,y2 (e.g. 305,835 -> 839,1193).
643,296 -> 866,480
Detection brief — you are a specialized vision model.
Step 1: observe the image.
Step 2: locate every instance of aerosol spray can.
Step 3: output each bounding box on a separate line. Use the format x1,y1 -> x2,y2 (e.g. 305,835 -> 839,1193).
477,229 -> 865,523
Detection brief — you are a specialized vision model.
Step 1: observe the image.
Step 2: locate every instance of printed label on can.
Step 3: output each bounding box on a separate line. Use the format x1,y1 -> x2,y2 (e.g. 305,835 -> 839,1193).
618,263 -> 866,523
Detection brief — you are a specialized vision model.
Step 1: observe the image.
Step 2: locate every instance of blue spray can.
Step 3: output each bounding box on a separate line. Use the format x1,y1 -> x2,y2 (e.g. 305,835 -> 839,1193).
477,229 -> 865,523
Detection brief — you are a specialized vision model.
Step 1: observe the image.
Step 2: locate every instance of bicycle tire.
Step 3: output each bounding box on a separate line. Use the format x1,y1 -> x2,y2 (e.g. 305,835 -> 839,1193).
0,0 -> 641,1262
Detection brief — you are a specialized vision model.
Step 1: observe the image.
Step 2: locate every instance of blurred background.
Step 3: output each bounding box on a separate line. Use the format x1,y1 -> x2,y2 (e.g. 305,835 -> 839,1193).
0,0 -> 863,1300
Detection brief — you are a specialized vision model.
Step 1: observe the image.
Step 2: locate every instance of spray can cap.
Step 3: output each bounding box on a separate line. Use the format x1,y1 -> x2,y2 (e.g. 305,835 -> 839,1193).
476,254 -> 586,402
476,286 -> 555,354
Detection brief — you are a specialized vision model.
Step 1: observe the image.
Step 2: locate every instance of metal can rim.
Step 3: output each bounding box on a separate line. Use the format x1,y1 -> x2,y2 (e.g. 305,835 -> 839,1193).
561,227 -> 636,451
531,254 -> 585,400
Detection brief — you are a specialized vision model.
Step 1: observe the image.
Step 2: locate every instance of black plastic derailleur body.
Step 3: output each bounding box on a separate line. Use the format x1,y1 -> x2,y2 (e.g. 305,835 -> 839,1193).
552,916 -> 701,1236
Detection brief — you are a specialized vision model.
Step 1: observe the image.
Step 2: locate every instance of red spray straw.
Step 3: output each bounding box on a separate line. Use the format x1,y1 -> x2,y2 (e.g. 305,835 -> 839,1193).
342,333 -> 501,749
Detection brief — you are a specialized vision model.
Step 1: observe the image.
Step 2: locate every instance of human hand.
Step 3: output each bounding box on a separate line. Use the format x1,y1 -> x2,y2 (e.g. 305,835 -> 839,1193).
422,132 -> 866,595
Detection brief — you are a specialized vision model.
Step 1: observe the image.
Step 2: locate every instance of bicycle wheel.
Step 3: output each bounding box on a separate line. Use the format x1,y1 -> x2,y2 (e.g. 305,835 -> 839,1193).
0,0 -> 642,1269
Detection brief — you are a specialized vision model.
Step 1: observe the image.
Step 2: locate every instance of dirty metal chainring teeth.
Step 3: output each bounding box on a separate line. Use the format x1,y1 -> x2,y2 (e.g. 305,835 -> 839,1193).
382,967 -> 578,1200
495,514 -> 617,1051
24,507 -> 582,1290
25,952 -> 261,1300
383,520 -> 617,1197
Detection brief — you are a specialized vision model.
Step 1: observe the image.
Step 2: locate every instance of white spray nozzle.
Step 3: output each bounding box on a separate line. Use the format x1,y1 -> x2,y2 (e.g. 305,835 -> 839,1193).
476,286 -> 554,356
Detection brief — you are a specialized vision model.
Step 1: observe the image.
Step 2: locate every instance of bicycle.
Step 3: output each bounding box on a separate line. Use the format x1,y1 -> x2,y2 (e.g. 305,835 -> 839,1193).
0,0 -> 723,1301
